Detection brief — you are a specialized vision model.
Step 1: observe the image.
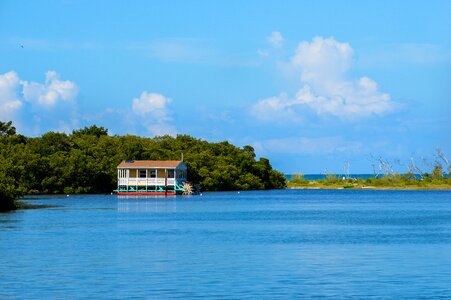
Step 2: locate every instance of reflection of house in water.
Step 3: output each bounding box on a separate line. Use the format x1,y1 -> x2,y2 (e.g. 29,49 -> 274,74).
117,160 -> 187,195
117,196 -> 178,213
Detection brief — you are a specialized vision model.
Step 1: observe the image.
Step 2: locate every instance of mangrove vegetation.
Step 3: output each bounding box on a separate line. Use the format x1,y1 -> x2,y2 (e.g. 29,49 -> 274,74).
0,121 -> 286,210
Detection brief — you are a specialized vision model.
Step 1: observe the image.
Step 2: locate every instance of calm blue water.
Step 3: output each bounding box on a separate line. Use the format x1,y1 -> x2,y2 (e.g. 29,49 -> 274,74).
1,190 -> 450,299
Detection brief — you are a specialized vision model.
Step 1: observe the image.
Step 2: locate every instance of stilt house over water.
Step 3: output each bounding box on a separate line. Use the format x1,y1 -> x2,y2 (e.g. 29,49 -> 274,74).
117,160 -> 187,195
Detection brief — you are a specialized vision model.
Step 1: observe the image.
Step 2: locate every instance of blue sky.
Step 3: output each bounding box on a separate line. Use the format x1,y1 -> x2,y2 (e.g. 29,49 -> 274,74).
0,0 -> 450,173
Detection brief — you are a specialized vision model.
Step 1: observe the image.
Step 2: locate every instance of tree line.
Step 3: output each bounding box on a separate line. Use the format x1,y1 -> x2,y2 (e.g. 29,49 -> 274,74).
0,121 -> 286,210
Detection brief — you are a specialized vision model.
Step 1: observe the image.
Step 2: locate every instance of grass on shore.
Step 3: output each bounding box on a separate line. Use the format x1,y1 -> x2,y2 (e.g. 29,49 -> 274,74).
287,174 -> 451,190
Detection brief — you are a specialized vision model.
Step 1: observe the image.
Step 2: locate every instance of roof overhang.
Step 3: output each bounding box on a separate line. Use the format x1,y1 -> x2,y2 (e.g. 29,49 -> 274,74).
117,160 -> 187,170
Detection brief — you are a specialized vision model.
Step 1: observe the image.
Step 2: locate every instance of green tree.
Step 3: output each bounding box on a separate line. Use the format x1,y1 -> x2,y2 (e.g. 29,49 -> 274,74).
0,159 -> 22,211
0,122 -> 287,203
0,120 -> 16,136
72,125 -> 108,137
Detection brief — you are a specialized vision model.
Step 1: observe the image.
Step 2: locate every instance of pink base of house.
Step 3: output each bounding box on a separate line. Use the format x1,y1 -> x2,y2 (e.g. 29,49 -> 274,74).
117,191 -> 176,196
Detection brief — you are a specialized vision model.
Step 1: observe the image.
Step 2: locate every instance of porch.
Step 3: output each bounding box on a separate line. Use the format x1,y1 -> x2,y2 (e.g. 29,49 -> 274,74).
116,160 -> 188,194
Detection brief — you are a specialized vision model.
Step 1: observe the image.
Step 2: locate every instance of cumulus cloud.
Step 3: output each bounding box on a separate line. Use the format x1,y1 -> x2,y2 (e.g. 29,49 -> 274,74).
292,36 -> 353,83
0,71 -> 22,119
0,70 -> 79,134
132,92 -> 171,117
294,77 -> 392,118
267,31 -> 284,48
21,71 -> 78,106
252,36 -> 394,120
132,92 -> 176,136
250,93 -> 300,122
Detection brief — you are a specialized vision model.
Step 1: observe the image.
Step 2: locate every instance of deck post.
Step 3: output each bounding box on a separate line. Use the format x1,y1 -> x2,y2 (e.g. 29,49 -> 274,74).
164,168 -> 168,196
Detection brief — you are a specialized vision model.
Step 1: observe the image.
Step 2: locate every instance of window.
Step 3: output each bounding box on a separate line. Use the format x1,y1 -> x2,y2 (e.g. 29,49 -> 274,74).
150,170 -> 156,178
167,169 -> 175,178
139,170 -> 146,178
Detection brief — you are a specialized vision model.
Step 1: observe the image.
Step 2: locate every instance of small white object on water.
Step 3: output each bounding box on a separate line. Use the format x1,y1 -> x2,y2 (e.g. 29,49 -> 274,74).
237,191 -> 240,194
67,195 -> 69,197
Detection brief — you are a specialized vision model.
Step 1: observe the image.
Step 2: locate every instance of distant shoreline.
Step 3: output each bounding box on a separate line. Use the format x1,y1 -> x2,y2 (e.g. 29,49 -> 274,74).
285,174 -> 450,180
287,186 -> 451,191
287,172 -> 451,190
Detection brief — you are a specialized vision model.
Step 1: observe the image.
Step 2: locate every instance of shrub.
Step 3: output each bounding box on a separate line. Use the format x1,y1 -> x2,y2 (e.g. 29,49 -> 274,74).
432,163 -> 444,179
290,173 -> 307,185
324,174 -> 338,185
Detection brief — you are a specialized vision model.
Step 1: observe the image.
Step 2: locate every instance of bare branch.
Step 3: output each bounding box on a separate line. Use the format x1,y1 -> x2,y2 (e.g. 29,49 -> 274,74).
436,149 -> 449,169
409,157 -> 423,179
343,160 -> 350,179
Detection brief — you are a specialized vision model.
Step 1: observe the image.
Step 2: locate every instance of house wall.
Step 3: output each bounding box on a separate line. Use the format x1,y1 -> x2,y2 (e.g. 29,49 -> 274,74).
157,169 -> 166,178
119,168 -> 182,178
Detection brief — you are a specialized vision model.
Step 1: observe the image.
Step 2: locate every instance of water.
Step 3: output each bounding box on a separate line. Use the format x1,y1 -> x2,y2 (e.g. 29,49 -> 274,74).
1,190 -> 450,299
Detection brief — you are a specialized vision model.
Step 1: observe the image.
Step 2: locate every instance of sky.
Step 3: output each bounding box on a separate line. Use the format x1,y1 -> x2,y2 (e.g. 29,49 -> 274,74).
0,0 -> 450,174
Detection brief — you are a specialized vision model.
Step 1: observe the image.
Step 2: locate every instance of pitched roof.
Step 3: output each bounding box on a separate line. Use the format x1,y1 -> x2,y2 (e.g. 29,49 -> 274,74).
117,160 -> 182,168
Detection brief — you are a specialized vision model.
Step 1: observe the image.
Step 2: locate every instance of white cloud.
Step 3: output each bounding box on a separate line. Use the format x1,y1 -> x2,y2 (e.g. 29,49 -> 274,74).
0,70 -> 79,134
132,92 -> 176,136
294,77 -> 392,118
21,71 -> 78,106
292,36 -> 353,83
132,92 -> 171,117
0,71 -> 22,119
267,31 -> 284,48
250,93 -> 300,122
252,36 -> 394,120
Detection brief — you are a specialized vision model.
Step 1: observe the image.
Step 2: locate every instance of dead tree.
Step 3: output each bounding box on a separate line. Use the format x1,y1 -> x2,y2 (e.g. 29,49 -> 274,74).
435,149 -> 450,174
409,157 -> 423,179
368,154 -> 381,178
421,156 -> 431,172
377,157 -> 393,176
343,161 -> 350,180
